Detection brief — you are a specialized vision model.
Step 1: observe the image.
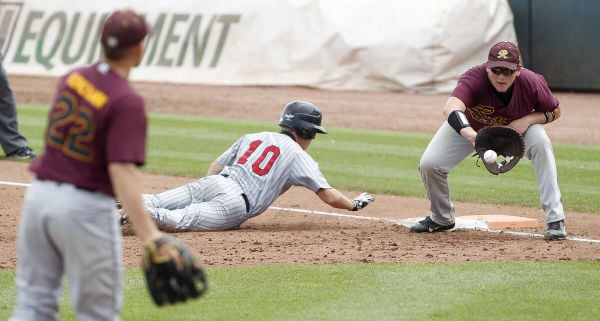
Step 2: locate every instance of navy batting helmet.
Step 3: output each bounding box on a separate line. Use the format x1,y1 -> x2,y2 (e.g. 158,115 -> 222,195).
278,101 -> 327,139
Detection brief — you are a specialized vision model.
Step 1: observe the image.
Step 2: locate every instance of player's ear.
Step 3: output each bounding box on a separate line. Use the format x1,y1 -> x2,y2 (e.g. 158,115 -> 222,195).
131,42 -> 145,65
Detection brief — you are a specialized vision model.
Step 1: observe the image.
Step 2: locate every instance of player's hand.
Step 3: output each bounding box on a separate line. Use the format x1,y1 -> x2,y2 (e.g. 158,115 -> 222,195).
352,192 -> 374,211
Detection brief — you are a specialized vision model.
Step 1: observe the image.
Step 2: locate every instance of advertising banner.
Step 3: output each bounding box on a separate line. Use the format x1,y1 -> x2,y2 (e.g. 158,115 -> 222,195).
0,0 -> 516,93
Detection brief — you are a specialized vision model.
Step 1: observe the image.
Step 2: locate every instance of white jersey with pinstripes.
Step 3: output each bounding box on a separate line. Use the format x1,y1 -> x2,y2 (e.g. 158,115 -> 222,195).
218,131 -> 331,216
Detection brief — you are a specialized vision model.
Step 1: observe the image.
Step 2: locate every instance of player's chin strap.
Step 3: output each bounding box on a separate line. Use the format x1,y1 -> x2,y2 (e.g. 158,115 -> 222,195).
279,130 -> 296,141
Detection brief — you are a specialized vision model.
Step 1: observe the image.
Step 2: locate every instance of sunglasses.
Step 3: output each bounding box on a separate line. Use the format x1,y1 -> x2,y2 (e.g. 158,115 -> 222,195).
490,67 -> 516,76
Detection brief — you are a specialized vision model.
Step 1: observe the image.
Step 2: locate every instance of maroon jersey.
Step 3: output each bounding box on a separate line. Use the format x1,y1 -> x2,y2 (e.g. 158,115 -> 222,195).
31,62 -> 147,196
451,63 -> 559,131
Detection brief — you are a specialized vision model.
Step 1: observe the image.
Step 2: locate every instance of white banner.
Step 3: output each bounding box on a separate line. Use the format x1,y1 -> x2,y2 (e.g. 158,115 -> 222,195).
0,0 -> 516,93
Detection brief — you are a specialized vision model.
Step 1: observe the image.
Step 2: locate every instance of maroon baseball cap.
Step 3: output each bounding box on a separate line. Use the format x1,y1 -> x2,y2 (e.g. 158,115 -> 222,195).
100,9 -> 151,50
486,41 -> 521,70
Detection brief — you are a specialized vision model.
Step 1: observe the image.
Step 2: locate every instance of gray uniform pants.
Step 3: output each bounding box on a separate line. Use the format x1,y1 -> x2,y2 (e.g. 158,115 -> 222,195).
419,122 -> 565,226
0,53 -> 28,155
10,180 -> 122,321
143,174 -> 249,231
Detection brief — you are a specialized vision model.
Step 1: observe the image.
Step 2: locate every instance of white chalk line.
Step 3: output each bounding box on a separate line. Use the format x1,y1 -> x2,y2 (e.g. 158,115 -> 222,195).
270,207 -> 600,243
0,180 -> 31,187
2,180 -> 598,243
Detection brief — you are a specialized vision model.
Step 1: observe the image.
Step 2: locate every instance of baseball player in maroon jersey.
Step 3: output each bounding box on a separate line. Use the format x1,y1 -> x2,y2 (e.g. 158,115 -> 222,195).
410,41 -> 567,240
10,9 -> 194,321
120,101 -> 374,232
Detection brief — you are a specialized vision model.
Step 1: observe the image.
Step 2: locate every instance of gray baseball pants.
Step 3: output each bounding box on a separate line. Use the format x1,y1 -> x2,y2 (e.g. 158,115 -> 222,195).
10,180 -> 122,321
143,174 -> 249,231
419,122 -> 565,226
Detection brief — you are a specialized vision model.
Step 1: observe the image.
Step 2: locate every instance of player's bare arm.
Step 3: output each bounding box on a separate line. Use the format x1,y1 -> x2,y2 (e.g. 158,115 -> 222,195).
109,162 -> 162,243
316,188 -> 374,211
443,96 -> 477,145
509,105 -> 562,134
207,160 -> 224,176
316,188 -> 355,210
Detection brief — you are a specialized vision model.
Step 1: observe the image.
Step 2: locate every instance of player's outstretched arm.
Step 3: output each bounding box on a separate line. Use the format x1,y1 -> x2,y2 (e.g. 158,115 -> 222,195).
316,188 -> 374,211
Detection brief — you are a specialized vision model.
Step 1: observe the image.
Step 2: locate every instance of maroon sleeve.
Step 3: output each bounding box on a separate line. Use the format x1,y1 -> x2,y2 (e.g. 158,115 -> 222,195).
451,64 -> 487,107
530,73 -> 560,112
105,94 -> 147,166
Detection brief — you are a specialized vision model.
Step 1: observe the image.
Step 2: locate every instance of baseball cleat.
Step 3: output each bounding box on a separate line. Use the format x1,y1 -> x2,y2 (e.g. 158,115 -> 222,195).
118,211 -> 129,226
7,146 -> 36,159
543,220 -> 567,240
119,212 -> 135,236
409,216 -> 455,233
115,201 -> 135,235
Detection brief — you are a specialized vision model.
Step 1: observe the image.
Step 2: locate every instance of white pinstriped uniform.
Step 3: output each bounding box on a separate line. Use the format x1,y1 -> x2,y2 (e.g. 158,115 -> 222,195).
143,131 -> 331,231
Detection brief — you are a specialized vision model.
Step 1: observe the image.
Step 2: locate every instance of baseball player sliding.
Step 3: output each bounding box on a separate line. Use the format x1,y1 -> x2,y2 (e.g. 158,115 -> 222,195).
120,101 -> 374,232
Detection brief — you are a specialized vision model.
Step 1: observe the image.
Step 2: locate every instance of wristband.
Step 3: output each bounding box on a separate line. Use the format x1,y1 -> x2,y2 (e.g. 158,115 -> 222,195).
447,110 -> 471,134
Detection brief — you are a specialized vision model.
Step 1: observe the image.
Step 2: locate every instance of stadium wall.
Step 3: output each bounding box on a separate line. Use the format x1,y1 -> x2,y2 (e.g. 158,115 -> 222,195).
508,0 -> 600,91
0,0 -> 517,93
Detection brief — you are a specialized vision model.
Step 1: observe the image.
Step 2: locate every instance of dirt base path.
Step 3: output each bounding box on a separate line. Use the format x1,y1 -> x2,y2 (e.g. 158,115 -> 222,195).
1,75 -> 598,269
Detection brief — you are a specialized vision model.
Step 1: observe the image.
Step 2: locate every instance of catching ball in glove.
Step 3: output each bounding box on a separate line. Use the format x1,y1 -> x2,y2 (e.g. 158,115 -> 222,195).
483,150 -> 497,164
143,234 -> 208,306
474,125 -> 525,175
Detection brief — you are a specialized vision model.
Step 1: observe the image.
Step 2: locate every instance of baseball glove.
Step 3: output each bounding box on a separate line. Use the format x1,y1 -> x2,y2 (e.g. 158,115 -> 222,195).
142,234 -> 208,306
474,125 -> 525,175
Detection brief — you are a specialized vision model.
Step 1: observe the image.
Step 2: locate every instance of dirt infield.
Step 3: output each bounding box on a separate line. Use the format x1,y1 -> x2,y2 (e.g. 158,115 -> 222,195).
1,75 -> 599,269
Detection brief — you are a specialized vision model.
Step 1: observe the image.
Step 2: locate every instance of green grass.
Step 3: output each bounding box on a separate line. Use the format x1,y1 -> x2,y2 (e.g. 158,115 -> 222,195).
13,104 -> 600,213
4,104 -> 600,321
2,262 -> 599,321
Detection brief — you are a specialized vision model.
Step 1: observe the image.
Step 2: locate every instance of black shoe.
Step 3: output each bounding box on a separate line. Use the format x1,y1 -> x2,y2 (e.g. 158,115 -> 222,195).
7,146 -> 36,159
543,220 -> 567,240
114,201 -> 128,225
115,202 -> 134,235
409,216 -> 455,233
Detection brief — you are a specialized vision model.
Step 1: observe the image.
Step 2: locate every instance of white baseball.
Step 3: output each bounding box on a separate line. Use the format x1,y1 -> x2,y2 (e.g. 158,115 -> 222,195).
484,150 -> 497,164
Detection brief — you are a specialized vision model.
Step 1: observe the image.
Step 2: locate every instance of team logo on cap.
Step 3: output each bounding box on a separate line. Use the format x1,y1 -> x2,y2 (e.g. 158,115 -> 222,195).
282,113 -> 295,121
497,49 -> 509,59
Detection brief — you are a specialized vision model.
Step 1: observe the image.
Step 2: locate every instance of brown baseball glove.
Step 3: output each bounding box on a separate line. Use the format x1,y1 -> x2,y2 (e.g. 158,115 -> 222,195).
142,234 -> 208,306
474,125 -> 525,175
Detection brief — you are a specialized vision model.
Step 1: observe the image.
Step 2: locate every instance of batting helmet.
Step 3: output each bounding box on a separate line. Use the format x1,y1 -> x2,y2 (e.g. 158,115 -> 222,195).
278,101 -> 328,140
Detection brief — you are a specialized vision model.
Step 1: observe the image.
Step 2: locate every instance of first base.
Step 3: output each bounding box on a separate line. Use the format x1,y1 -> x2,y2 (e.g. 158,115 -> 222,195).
458,215 -> 538,229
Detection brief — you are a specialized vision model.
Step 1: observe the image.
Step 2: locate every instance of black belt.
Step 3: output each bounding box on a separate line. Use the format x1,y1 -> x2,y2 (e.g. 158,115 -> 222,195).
241,193 -> 250,213
221,174 -> 250,213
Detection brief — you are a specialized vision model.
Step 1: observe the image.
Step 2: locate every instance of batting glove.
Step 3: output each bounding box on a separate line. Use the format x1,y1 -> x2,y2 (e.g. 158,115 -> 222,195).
352,192 -> 374,211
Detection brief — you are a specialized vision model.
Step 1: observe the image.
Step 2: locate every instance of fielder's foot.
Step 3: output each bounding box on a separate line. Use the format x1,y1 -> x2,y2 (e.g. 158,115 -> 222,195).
409,216 -> 455,233
543,220 -> 567,240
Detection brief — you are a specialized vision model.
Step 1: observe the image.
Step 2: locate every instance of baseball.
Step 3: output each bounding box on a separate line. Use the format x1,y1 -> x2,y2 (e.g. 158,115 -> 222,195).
484,150 -> 497,164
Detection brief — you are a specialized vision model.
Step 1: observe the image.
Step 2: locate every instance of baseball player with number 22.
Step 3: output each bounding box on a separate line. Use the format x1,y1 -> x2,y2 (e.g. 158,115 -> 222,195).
120,101 -> 374,233
10,9 -> 205,321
